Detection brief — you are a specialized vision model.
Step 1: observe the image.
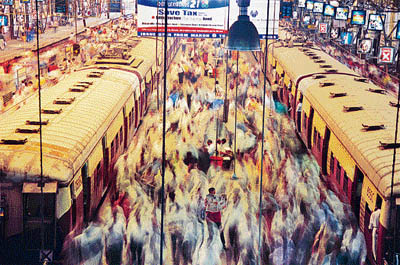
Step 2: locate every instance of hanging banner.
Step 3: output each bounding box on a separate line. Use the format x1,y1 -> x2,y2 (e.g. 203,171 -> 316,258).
137,0 -> 229,38
109,0 -> 121,12
229,0 -> 280,39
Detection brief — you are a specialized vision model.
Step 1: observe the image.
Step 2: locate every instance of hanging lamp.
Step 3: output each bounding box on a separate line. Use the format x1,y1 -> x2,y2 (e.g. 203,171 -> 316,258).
226,0 -> 261,51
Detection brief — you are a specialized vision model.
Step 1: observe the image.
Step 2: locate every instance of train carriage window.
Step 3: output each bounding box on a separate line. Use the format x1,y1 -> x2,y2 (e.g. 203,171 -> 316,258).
111,140 -> 115,158
115,134 -> 119,148
24,193 -> 55,218
303,113 -> 307,129
343,172 -> 348,194
317,132 -> 321,150
120,127 -> 123,144
336,161 -> 341,184
313,128 -> 317,146
330,152 -> 335,174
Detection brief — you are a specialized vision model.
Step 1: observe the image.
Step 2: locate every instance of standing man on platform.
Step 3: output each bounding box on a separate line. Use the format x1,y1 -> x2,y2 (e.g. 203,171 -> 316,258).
205,187 -> 227,250
369,206 -> 381,261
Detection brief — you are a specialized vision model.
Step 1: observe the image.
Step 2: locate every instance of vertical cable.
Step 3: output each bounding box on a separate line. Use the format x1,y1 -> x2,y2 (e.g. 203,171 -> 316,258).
215,41 -> 218,154
160,0 -> 168,264
233,52 -> 238,179
34,0 -> 45,253
156,0 -> 159,110
258,0 -> 271,263
388,42 -> 400,261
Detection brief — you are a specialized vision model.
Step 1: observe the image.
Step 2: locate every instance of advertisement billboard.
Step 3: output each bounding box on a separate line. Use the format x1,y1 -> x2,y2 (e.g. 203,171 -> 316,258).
323,4 -> 335,17
306,1 -> 314,10
229,0 -> 280,39
313,2 -> 323,13
340,31 -> 353,45
137,0 -> 229,38
330,27 -> 340,39
351,10 -> 366,25
298,0 -> 306,8
357,39 -> 372,54
367,14 -> 385,31
335,6 -> 349,20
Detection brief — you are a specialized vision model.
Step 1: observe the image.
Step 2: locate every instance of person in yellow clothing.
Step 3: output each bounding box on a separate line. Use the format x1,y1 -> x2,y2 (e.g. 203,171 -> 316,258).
32,74 -> 46,91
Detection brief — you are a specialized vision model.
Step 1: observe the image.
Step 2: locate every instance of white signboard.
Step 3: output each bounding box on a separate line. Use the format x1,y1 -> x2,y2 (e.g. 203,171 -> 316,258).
229,0 -> 280,39
137,0 -> 229,38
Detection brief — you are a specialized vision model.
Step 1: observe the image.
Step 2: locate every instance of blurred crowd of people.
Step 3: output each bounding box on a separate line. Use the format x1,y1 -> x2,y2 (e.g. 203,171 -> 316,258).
62,38 -> 367,265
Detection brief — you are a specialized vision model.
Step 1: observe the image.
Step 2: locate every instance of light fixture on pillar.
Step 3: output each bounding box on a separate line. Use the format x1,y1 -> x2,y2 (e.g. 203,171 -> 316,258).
226,0 -> 260,51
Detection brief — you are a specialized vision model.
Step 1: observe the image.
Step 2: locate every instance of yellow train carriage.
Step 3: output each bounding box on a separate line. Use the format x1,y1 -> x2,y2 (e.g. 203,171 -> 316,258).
267,26 -> 400,264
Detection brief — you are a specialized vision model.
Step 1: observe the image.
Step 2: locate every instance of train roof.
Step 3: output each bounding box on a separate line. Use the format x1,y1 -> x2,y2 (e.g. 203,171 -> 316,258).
271,44 -> 355,84
302,73 -> 400,198
89,36 -> 161,80
0,67 -> 140,185
271,28 -> 400,198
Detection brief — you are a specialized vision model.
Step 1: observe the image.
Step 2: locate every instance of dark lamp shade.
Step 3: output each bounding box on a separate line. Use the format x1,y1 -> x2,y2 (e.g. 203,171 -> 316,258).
225,15 -> 260,51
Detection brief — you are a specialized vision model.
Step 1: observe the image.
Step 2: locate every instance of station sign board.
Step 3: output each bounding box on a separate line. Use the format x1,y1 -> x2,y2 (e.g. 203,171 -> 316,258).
229,0 -> 280,39
2,0 -> 13,5
137,0 -> 229,38
378,46 -> 395,64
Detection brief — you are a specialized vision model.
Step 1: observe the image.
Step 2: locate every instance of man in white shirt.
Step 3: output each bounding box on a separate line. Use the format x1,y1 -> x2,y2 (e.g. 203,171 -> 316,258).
369,206 -> 381,261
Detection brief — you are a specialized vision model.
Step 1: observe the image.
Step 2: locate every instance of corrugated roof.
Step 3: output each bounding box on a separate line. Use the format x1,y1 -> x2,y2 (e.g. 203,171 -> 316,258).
304,74 -> 400,198
0,68 -> 140,184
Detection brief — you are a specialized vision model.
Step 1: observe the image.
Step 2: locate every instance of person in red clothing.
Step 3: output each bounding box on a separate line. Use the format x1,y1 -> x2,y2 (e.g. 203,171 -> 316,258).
113,192 -> 131,221
205,187 -> 227,249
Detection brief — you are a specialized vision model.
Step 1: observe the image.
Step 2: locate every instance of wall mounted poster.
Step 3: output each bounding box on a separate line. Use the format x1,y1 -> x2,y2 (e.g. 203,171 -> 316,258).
137,0 -> 229,38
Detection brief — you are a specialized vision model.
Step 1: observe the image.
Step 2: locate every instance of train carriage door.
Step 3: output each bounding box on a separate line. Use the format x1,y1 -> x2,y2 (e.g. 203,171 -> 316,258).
82,162 -> 90,223
352,166 -> 364,220
123,107 -> 128,150
22,182 -> 57,250
307,107 -> 314,148
321,128 -> 331,175
296,93 -> 303,131
135,96 -> 139,128
102,136 -> 109,190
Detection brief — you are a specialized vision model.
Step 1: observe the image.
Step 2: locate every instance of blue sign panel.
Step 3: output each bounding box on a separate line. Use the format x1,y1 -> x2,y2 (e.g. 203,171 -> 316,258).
0,15 -> 8,26
109,0 -> 121,12
396,21 -> 400,40
280,2 -> 293,18
55,0 -> 66,13
3,0 -> 13,5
